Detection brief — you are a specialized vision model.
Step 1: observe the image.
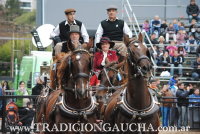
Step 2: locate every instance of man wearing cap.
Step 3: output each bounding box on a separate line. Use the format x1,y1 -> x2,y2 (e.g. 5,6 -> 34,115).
54,25 -> 87,55
95,5 -> 132,58
90,37 -> 118,86
51,8 -> 89,50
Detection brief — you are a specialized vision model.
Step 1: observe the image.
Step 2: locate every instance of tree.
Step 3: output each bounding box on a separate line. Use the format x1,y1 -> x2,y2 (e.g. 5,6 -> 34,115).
5,0 -> 22,20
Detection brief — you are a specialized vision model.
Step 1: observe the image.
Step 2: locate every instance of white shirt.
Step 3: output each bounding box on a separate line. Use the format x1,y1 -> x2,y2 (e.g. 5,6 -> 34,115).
50,20 -> 89,43
101,51 -> 108,66
95,19 -> 133,44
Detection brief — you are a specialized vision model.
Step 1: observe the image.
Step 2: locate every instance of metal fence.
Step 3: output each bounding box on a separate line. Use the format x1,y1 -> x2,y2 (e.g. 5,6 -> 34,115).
161,97 -> 200,129
0,95 -> 200,132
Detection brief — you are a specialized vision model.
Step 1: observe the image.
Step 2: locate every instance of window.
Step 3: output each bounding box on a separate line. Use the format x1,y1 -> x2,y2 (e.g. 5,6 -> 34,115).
21,2 -> 31,8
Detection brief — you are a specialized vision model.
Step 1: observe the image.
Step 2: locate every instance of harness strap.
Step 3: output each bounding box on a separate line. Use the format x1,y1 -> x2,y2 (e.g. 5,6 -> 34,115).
56,93 -> 98,118
117,88 -> 159,120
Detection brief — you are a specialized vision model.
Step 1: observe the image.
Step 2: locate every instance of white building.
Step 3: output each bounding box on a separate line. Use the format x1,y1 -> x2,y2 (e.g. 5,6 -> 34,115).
0,0 -> 7,5
0,0 -> 36,11
19,0 -> 36,11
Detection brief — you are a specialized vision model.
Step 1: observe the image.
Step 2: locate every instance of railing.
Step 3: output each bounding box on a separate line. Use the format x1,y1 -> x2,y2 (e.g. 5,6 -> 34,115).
122,0 -> 157,68
0,95 -> 199,133
161,97 -> 200,129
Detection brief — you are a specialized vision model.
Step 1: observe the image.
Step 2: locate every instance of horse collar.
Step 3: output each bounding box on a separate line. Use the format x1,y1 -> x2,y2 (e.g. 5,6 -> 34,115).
117,88 -> 159,120
56,93 -> 98,119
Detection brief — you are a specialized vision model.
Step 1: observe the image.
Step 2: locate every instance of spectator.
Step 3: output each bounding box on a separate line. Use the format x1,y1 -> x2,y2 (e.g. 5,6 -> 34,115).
145,33 -> 159,44
166,41 -> 178,57
196,45 -> 200,57
149,45 -> 160,64
176,29 -> 187,46
160,20 -> 168,37
158,36 -> 167,45
165,23 -> 177,43
168,75 -> 179,88
176,82 -> 190,128
16,81 -> 30,107
169,81 -> 179,127
149,79 -> 162,103
178,22 -> 185,31
189,19 -> 200,42
173,19 -> 179,33
170,50 -> 184,76
32,78 -> 44,103
161,85 -> 173,127
1,81 -> 11,96
150,15 -> 161,35
177,46 -> 186,56
189,89 -> 200,107
186,35 -> 198,53
20,101 -> 35,134
191,56 -> 200,80
186,0 -> 200,23
159,51 -> 170,67
142,20 -> 150,35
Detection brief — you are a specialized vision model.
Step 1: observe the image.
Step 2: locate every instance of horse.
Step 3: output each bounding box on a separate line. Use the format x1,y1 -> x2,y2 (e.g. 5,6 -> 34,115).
103,33 -> 160,134
95,57 -> 128,120
43,48 -> 98,134
50,52 -> 68,90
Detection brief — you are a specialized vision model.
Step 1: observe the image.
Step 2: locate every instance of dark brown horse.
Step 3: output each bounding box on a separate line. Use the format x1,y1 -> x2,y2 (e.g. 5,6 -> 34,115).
95,60 -> 128,119
103,33 -> 160,134
44,48 -> 98,134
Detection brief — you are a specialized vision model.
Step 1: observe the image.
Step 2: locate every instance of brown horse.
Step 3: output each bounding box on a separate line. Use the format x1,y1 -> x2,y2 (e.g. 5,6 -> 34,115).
50,52 -> 68,90
95,60 -> 128,119
44,48 -> 98,134
103,33 -> 160,134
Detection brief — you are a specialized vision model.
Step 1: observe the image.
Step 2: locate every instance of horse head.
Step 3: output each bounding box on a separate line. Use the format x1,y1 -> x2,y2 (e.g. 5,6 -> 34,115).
126,33 -> 152,78
58,48 -> 92,99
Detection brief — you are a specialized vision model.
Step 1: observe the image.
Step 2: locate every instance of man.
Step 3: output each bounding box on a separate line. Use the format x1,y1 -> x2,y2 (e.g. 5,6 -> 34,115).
145,33 -> 159,44
176,82 -> 190,128
150,15 -> 161,35
191,56 -> 200,80
95,5 -> 132,58
186,0 -> 200,23
51,8 -> 89,55
54,25 -> 87,55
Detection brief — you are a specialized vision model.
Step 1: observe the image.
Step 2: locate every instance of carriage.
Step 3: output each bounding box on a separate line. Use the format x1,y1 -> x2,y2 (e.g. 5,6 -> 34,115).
34,31 -> 160,134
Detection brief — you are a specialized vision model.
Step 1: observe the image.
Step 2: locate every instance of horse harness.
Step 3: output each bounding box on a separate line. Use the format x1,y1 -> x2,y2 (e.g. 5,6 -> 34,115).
114,88 -> 160,121
127,40 -> 151,77
55,92 -> 98,121
53,48 -> 98,121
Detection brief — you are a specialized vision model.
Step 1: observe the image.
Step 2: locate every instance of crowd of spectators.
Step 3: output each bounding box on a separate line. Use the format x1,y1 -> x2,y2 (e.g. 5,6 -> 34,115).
142,0 -> 200,79
150,76 -> 200,128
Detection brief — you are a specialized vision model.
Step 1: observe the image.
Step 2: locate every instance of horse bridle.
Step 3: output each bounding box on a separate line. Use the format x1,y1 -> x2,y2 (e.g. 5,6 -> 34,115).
63,49 -> 92,93
127,40 -> 151,77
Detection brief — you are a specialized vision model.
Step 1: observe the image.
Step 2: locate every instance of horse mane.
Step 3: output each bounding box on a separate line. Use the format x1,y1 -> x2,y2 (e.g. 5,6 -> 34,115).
57,52 -> 72,88
50,52 -> 67,89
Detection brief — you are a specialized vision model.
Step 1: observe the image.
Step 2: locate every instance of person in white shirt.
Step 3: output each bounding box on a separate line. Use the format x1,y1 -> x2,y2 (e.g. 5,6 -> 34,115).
95,5 -> 132,57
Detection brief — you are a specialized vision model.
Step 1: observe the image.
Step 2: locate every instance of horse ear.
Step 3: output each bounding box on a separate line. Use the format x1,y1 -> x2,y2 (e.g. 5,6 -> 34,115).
138,32 -> 144,43
146,49 -> 151,59
123,34 -> 130,46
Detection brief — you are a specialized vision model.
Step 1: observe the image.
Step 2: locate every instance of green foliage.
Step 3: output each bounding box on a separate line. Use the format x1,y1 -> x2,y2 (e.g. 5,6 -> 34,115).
14,10 -> 36,26
0,39 -> 36,62
5,0 -> 23,19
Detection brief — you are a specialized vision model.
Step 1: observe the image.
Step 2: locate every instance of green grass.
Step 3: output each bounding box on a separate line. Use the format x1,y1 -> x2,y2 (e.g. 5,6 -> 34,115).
14,10 -> 36,26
